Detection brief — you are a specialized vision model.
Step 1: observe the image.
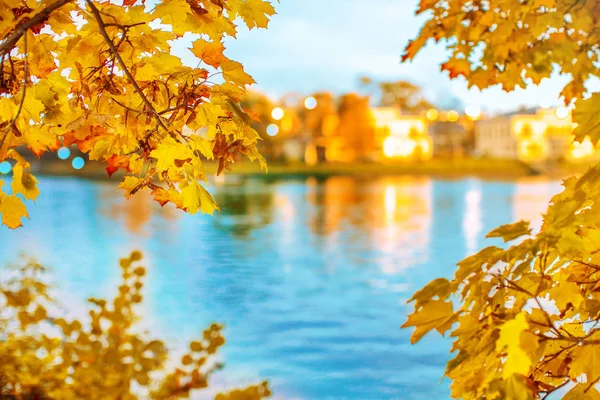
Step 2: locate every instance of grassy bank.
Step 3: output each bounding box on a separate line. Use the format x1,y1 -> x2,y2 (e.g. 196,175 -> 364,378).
29,157 -> 592,181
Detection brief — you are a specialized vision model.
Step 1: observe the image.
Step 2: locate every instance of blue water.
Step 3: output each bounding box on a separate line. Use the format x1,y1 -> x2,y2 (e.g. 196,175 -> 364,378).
0,175 -> 562,399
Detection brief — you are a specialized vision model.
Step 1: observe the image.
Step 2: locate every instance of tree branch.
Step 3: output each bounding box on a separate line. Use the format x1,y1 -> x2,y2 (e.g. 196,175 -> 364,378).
0,0 -> 74,58
0,34 -> 28,153
85,0 -> 176,139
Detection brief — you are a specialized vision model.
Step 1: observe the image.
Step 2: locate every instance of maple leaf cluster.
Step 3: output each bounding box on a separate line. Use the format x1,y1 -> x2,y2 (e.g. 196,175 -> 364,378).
403,1 -> 600,399
404,0 -> 599,101
0,0 -> 276,228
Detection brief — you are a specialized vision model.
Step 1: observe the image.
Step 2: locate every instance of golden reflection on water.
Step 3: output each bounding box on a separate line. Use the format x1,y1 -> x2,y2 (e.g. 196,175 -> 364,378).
98,185 -> 180,235
304,176 -> 432,275
513,177 -> 561,230
463,183 -> 482,255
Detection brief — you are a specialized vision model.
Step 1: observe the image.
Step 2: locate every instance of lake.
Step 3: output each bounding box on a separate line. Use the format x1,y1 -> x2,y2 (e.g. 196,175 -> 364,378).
0,175 -> 563,399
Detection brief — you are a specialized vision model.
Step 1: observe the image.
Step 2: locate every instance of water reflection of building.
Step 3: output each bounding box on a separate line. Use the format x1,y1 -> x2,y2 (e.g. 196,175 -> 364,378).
513,178 -> 561,231
475,108 -> 598,162
304,176 -> 432,274
462,181 -> 482,256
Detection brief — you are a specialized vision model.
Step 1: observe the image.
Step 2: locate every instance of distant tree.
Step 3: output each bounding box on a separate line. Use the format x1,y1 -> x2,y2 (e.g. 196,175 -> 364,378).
302,92 -> 338,139
335,93 -> 376,161
361,77 -> 433,112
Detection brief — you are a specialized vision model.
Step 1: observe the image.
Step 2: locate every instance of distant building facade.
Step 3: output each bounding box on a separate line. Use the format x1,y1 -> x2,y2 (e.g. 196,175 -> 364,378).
370,108 -> 432,161
474,108 -> 596,162
429,120 -> 469,158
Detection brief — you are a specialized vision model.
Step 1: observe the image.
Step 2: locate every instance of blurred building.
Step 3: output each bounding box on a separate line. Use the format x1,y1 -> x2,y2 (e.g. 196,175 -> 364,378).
474,108 -> 597,162
370,108 -> 432,161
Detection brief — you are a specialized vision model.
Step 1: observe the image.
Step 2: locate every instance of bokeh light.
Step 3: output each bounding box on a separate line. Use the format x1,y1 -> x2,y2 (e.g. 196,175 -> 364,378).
266,124 -> 279,137
555,106 -> 569,120
304,96 -> 317,110
383,136 -> 416,158
72,157 -> 85,170
271,107 -> 284,121
0,161 -> 11,174
58,147 -> 71,160
447,110 -> 460,122
426,109 -> 438,121
465,105 -> 482,120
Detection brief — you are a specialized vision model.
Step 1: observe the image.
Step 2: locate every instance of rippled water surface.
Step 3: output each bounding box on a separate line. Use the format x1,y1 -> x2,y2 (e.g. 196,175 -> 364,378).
0,175 -> 562,399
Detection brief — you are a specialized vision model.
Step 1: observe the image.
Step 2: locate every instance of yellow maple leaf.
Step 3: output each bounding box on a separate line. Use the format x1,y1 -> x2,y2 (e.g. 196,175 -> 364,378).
221,59 -> 256,87
563,384 -> 600,400
401,299 -> 455,344
181,180 -> 219,215
11,164 -> 39,202
231,0 -> 276,29
496,313 -> 532,379
0,193 -> 29,229
150,139 -> 194,172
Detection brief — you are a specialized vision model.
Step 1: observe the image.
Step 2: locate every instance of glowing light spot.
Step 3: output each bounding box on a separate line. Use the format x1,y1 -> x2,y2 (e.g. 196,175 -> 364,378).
383,136 -> 416,158
266,124 -> 279,137
304,96 -> 317,110
57,147 -> 71,160
465,105 -> 481,120
426,109 -> 438,121
72,157 -> 85,170
271,107 -> 284,121
0,161 -> 11,174
447,110 -> 460,122
571,137 -> 595,159
555,106 -> 569,120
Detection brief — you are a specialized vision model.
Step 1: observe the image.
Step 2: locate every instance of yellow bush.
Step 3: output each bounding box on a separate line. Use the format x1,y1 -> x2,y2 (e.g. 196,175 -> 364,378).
0,251 -> 270,400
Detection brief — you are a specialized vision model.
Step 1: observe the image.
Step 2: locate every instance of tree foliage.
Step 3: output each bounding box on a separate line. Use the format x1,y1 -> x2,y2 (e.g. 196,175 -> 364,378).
361,77 -> 434,112
0,0 -> 275,228
0,251 -> 271,399
403,1 -> 600,399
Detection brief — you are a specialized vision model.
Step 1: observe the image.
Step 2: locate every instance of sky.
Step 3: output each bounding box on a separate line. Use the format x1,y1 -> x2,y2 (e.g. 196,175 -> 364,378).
222,0 -> 584,114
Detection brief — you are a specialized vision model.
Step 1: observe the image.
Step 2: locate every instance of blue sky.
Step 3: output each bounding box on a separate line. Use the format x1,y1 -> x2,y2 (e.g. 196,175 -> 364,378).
222,0 -> 584,114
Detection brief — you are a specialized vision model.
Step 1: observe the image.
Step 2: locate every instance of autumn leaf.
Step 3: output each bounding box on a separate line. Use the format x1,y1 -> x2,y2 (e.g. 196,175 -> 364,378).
105,155 -> 130,178
119,176 -> 144,197
191,39 -> 226,68
221,59 -> 256,87
0,193 -> 29,228
573,93 -> 600,143
441,58 -> 471,79
408,278 -> 452,308
10,164 -> 39,201
232,0 -> 276,29
181,181 -> 219,215
563,385 -> 600,400
570,345 -> 600,382
496,313 -> 532,379
486,220 -> 532,242
401,300 -> 455,344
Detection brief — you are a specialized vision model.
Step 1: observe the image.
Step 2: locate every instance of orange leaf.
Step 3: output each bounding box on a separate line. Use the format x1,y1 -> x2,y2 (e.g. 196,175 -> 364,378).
441,58 -> 471,79
105,155 -> 130,178
190,39 -> 226,69
243,108 -> 261,123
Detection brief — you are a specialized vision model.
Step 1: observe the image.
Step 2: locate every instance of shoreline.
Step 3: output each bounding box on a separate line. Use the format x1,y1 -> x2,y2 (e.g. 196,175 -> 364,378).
29,159 -> 591,181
